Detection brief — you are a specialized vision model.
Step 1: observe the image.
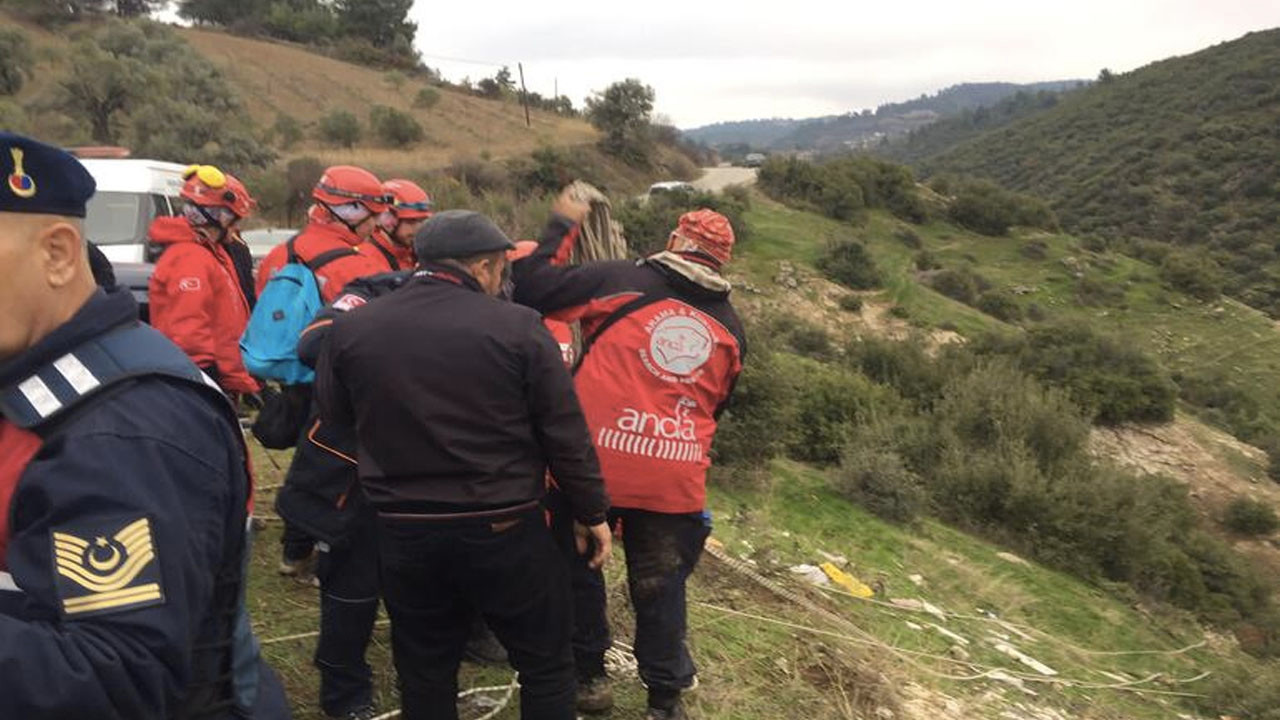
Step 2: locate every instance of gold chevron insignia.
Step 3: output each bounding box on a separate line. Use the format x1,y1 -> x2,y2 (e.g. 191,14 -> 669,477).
52,517 -> 164,616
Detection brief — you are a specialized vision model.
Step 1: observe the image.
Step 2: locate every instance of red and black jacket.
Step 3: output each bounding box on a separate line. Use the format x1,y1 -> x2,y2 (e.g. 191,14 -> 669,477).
512,216 -> 746,514
315,264 -> 610,525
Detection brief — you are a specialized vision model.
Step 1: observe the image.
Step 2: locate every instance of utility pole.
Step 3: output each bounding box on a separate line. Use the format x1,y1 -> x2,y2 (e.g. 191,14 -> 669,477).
518,63 -> 531,128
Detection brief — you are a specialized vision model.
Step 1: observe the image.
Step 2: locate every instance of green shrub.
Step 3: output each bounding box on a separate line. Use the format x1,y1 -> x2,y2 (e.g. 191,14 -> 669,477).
929,266 -> 989,304
946,178 -> 1057,236
1074,273 -> 1127,307
835,441 -> 927,524
758,154 -> 928,224
712,351 -> 796,467
318,109 -> 361,147
1160,248 -> 1225,301
1020,239 -> 1049,260
785,320 -> 834,359
0,27 -> 33,95
888,305 -> 910,319
895,229 -> 923,250
413,87 -> 441,109
817,240 -> 882,290
369,104 -> 424,147
838,295 -> 863,313
1259,437 -> 1280,484
786,356 -> 896,465
1174,367 -> 1273,444
973,322 -> 1177,425
1196,661 -> 1280,719
1224,498 -> 1280,536
976,290 -> 1024,322
914,250 -> 940,271
383,70 -> 407,89
271,113 -> 303,150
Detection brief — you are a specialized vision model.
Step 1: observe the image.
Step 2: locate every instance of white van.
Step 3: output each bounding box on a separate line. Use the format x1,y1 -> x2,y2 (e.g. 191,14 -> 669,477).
80,158 -> 187,263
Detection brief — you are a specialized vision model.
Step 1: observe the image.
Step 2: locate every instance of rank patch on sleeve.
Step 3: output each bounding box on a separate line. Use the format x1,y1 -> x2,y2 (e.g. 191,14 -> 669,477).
51,517 -> 165,617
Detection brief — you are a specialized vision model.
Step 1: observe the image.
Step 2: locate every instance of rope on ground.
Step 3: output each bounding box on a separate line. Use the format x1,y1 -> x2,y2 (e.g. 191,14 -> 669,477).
699,544 -> 1210,699
812,583 -> 1209,657
692,602 -> 1207,699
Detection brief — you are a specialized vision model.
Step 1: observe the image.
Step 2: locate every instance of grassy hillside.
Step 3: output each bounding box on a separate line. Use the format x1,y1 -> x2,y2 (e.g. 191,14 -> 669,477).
0,14 -> 598,175
178,28 -> 597,174
899,29 -> 1280,315
248,445 -> 1278,720
735,192 -> 1280,447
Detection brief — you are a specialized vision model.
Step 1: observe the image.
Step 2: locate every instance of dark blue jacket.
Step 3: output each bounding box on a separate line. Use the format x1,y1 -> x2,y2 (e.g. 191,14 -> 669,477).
0,289 -> 251,719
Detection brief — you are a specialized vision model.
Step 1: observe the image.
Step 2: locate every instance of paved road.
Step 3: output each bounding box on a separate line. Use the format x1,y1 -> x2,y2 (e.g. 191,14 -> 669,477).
691,166 -> 758,193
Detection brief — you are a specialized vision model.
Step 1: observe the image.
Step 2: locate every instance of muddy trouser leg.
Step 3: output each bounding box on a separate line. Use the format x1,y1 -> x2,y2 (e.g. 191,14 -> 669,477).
546,491 -> 612,681
315,502 -> 380,716
619,509 -> 711,710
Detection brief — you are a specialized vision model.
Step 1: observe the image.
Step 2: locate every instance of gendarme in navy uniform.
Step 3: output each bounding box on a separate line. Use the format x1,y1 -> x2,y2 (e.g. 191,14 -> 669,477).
0,133 -> 289,719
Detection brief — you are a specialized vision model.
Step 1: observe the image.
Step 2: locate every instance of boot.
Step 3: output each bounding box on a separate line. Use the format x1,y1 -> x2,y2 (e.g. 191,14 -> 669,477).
576,675 -> 614,714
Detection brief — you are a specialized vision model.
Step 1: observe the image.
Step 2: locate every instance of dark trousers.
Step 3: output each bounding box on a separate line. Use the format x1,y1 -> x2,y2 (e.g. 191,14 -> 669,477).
554,501 -> 710,701
378,508 -> 576,720
314,501 -> 380,716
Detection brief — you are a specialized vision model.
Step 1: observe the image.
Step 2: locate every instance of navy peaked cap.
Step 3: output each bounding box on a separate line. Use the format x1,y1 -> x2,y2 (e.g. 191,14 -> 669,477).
0,133 -> 96,218
414,209 -> 516,261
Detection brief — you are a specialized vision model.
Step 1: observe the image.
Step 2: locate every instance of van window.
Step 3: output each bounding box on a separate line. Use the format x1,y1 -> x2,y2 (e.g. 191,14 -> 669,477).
84,192 -> 174,245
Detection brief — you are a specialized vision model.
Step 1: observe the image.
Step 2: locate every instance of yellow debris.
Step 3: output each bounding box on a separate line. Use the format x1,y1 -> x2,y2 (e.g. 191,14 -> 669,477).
819,562 -> 874,598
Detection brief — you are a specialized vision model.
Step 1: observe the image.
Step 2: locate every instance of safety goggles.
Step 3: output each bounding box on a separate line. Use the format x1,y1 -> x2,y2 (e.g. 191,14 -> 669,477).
317,183 -> 393,207
183,202 -> 237,227
329,202 -> 374,223
183,164 -> 227,188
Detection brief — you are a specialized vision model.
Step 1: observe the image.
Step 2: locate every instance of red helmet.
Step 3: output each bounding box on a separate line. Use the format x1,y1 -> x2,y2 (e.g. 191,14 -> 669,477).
383,179 -> 433,219
181,164 -> 255,218
312,165 -> 391,214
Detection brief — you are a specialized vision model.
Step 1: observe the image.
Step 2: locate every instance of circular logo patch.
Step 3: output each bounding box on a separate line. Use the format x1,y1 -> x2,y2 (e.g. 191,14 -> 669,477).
649,314 -> 714,375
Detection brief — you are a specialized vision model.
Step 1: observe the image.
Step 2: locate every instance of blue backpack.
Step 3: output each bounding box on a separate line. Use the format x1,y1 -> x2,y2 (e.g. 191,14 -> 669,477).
240,237 -> 357,384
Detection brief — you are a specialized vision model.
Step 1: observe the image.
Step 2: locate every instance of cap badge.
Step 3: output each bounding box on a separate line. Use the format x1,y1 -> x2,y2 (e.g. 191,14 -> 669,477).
7,147 -> 36,198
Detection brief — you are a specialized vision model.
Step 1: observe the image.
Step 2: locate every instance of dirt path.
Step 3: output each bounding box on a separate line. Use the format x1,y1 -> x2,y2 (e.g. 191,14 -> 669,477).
692,166 -> 758,192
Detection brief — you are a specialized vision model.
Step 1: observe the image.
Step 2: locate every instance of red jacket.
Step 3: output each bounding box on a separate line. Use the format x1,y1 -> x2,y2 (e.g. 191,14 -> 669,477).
148,217 -> 259,394
513,217 -> 745,514
257,221 -> 385,305
360,230 -> 417,272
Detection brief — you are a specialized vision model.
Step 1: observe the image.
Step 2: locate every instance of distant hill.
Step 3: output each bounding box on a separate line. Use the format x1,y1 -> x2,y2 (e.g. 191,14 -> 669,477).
682,81 -> 1085,152
879,88 -> 1074,166
906,29 -> 1280,314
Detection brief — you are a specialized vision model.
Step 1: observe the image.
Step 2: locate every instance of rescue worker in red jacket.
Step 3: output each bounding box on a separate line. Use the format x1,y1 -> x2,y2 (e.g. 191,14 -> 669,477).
513,205 -> 746,720
257,166 -> 390,575
361,179 -> 432,272
148,164 -> 260,396
257,165 -> 388,304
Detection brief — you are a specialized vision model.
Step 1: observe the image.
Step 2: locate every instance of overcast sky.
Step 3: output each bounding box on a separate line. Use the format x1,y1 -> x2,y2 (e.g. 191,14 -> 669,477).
409,0 -> 1280,128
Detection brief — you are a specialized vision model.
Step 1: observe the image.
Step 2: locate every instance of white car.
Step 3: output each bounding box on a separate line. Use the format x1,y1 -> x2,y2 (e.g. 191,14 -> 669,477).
81,157 -> 186,264
647,181 -> 696,197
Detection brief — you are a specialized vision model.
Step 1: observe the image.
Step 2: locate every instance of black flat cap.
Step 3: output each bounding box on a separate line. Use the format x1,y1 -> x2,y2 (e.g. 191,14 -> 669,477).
0,132 -> 96,217
413,209 -> 515,261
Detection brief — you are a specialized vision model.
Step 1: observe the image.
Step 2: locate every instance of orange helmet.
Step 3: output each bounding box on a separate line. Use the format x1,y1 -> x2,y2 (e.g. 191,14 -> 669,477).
312,165 -> 391,214
181,164 -> 255,218
383,179 -> 433,219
